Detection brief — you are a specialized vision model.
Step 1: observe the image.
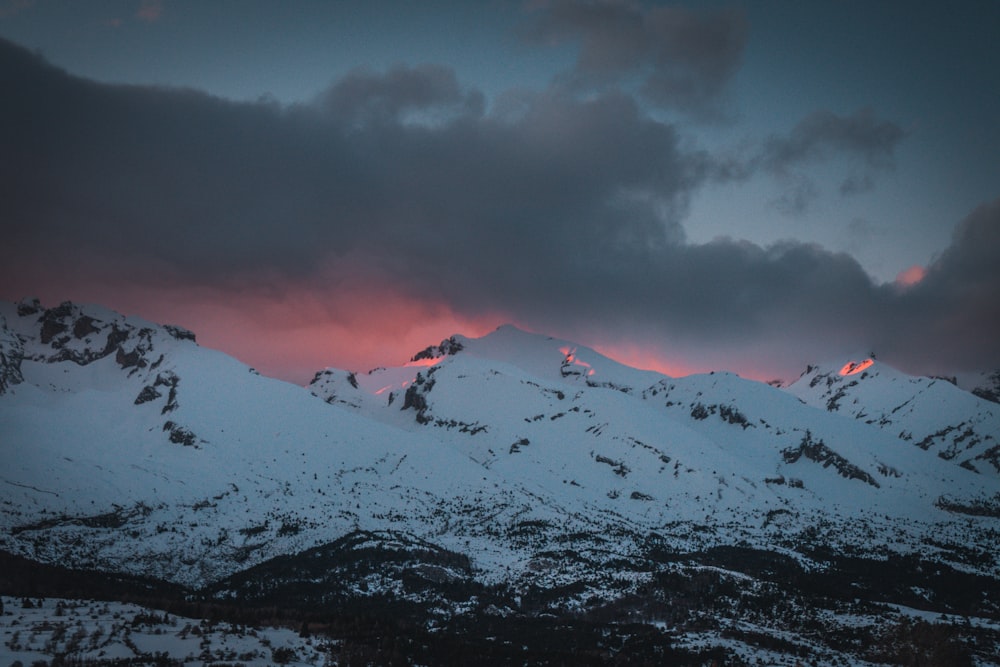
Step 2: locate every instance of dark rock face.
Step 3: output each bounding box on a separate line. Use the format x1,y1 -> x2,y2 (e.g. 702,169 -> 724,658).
12,301 -> 194,374
72,315 -> 100,339
0,318 -> 24,394
782,430 -> 880,487
410,336 -> 464,362
401,370 -> 436,424
163,420 -> 198,447
134,385 -> 162,405
3,300 -> 201,423
39,316 -> 68,345
164,325 -> 196,342
16,298 -> 42,317
973,371 -> 1000,404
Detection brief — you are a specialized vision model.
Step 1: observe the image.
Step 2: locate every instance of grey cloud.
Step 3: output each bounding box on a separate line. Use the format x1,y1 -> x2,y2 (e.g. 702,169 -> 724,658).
838,173 -> 875,196
888,199 -> 1000,373
522,0 -> 746,115
763,108 -> 906,170
318,64 -> 485,126
0,39 -> 695,281
758,108 -> 907,212
1,38 -> 996,379
0,0 -> 34,19
769,175 -> 819,216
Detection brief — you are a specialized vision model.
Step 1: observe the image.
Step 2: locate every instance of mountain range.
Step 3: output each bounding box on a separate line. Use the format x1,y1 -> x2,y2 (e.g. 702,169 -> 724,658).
2,298 -> 999,665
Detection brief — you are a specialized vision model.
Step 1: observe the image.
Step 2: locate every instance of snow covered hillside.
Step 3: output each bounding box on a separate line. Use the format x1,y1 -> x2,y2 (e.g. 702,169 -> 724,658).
2,300 -> 999,586
315,323 -> 1000,558
3,299 -> 1000,664
787,358 -> 1000,476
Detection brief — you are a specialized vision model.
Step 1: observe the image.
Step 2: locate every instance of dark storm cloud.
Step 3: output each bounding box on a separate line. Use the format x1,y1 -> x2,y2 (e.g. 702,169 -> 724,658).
2,38 -> 997,376
1,39 -> 379,275
883,199 -> 1000,373
0,38 -> 696,279
521,0 -> 746,115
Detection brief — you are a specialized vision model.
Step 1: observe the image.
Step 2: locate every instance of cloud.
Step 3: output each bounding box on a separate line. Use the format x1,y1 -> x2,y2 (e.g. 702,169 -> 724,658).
769,174 -> 819,216
522,0 -> 746,115
318,64 -> 485,126
762,108 -> 906,171
890,199 -> 1000,373
135,0 -> 162,23
838,172 -> 875,196
759,108 -> 907,211
1,38 -> 997,381
0,0 -> 32,19
0,45 -> 698,278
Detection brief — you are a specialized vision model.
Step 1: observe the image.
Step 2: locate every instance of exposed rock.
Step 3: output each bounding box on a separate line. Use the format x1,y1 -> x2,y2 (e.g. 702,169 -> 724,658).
0,317 -> 24,394
39,310 -> 69,344
163,420 -> 198,447
411,336 -> 463,362
72,316 -> 100,339
16,297 -> 42,317
134,385 -> 162,405
781,430 -> 880,487
401,371 -> 435,423
116,345 -> 147,370
972,371 -> 1000,404
164,324 -> 196,342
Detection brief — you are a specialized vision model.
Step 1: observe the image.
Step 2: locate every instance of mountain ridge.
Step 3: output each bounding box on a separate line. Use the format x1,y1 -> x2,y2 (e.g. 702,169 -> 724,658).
3,299 -> 1000,664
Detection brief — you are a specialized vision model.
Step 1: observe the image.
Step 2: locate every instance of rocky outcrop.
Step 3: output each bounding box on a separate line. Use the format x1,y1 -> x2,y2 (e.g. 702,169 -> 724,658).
972,371 -> 1000,404
410,336 -> 463,362
782,430 -> 880,487
0,316 -> 24,394
10,300 -> 191,375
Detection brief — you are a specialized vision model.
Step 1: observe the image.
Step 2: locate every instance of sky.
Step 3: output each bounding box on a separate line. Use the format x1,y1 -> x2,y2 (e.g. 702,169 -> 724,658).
1,0 -> 998,383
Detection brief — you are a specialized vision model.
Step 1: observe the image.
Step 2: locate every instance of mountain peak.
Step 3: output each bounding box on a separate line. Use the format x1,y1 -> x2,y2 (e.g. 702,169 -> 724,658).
0,299 -> 201,379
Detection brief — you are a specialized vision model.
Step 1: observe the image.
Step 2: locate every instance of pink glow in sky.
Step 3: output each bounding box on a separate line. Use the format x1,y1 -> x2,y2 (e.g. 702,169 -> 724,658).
895,264 -> 926,288
128,293 -> 502,383
5,287 -> 498,384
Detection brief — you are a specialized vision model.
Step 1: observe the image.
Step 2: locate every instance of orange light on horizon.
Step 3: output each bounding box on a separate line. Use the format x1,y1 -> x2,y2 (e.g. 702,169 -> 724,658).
586,343 -> 702,379
5,268 -> 804,386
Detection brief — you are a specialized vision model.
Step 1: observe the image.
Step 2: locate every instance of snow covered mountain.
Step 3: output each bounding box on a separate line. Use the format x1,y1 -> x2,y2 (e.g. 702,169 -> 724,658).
787,358 -> 1000,477
3,299 -> 1000,664
312,324 -> 1000,545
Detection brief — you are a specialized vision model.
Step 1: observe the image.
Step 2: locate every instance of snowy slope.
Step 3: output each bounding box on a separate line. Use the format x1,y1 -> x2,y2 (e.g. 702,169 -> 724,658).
0,300 -> 549,585
786,358 -> 1000,476
311,325 -> 1000,570
3,301 -> 1000,595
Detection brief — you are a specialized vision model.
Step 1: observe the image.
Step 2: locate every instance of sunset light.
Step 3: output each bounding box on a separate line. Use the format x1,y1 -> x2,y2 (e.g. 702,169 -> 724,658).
1,1 -> 997,401
2,4 -> 999,661
839,358 -> 875,376
404,356 -> 444,367
895,265 -> 926,288
560,346 -> 596,376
